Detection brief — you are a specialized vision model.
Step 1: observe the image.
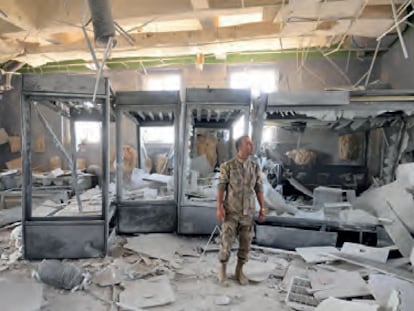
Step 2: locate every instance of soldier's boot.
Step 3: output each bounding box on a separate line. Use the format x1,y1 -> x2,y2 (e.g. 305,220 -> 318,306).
218,263 -> 228,286
235,261 -> 249,285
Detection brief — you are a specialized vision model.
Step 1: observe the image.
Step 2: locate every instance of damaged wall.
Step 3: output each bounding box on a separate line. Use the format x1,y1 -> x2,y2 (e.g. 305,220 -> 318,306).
0,75 -> 63,171
263,127 -> 366,166
134,55 -> 380,91
381,29 -> 414,89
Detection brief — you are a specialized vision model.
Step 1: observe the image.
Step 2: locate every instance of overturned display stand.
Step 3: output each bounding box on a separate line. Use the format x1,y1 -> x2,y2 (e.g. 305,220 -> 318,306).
114,91 -> 180,233
178,88 -> 251,234
21,74 -> 112,259
252,90 -> 414,249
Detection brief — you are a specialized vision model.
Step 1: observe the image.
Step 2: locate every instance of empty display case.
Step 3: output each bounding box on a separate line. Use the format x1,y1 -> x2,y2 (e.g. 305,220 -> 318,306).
20,73 -> 113,259
114,91 -> 180,233
178,88 -> 251,234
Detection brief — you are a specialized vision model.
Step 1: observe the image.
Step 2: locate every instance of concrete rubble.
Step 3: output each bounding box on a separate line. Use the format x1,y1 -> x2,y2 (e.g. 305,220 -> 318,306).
1,163 -> 414,310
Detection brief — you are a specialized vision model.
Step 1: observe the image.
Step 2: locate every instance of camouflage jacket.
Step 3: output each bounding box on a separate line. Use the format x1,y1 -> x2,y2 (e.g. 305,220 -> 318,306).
218,157 -> 263,217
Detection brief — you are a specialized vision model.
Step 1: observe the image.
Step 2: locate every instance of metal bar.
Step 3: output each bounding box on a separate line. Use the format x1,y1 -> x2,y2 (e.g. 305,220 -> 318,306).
34,104 -> 73,169
353,72 -> 368,88
224,111 -> 231,122
92,37 -> 114,103
196,108 -> 202,122
365,40 -> 381,87
389,0 -> 409,59
158,112 -> 163,120
21,96 -> 32,223
114,21 -> 135,46
215,111 -> 221,122
24,92 -> 107,100
70,117 -> 83,212
147,111 -> 155,120
377,10 -> 414,41
137,125 -> 141,169
137,111 -> 146,120
37,101 -> 70,118
318,48 -> 351,85
102,80 -> 110,253
207,109 -> 211,122
115,109 -> 123,203
168,111 -> 173,120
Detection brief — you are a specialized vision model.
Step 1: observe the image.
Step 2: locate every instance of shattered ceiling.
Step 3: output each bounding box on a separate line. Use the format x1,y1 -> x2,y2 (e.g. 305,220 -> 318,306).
0,0 -> 409,67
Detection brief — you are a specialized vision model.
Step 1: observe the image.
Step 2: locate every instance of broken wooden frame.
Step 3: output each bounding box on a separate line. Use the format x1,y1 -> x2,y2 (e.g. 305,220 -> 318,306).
20,73 -> 113,259
178,88 -> 251,234
114,91 -> 180,233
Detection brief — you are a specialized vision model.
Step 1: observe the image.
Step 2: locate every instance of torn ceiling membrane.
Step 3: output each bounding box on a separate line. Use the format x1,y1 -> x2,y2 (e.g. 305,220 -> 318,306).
0,0 -> 405,66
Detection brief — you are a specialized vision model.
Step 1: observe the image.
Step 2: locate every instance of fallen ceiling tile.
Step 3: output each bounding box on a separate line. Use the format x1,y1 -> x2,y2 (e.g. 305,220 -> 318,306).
0,278 -> 43,311
120,275 -> 175,309
309,270 -> 371,299
295,246 -> 339,264
369,274 -> 414,311
341,242 -> 389,263
124,234 -> 183,262
315,297 -> 379,311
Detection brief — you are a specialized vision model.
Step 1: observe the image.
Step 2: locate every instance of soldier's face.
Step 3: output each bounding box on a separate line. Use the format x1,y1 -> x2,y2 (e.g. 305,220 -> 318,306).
241,137 -> 254,155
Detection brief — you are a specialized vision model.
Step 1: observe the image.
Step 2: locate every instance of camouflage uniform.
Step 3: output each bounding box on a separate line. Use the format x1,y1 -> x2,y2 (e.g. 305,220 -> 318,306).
218,157 -> 263,264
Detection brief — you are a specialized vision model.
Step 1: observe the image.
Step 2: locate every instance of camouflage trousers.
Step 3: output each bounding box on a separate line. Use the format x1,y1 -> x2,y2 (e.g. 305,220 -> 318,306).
218,213 -> 254,264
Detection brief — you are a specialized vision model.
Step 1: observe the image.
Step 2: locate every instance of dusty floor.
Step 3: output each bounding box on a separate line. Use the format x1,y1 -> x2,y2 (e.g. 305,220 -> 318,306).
0,227 -> 294,311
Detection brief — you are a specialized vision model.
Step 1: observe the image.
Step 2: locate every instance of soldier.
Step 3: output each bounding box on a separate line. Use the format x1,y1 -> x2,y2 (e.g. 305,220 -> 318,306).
216,135 -> 266,285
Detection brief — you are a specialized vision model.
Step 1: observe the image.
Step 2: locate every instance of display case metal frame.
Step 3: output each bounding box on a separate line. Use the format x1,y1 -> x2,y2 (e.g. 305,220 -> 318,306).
114,91 -> 180,233
20,73 -> 112,259
252,90 -> 414,236
178,88 -> 251,234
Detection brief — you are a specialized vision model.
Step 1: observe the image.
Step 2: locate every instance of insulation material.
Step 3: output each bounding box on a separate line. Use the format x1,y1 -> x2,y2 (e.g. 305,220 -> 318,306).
195,133 -> 218,168
338,134 -> 360,161
155,154 -> 168,174
349,19 -> 394,37
8,136 -> 21,153
77,158 -> 87,171
6,157 -> 21,170
0,128 -> 9,145
49,156 -> 62,170
34,135 -> 46,153
123,145 -> 137,174
286,149 -> 317,166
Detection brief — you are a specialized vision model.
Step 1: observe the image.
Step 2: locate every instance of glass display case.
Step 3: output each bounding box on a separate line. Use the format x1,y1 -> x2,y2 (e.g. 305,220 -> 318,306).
178,88 -> 251,234
114,91 -> 180,233
20,73 -> 112,259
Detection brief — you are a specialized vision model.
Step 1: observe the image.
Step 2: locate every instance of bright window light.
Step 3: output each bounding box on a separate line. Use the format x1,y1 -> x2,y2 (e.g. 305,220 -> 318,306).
143,73 -> 181,91
141,126 -> 175,144
262,126 -> 275,143
75,121 -> 101,146
230,68 -> 277,97
233,115 -> 246,140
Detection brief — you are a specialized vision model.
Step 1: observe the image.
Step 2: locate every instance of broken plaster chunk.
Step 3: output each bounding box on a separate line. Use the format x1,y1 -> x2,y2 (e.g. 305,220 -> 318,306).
315,297 -> 379,311
120,275 -> 175,309
215,295 -> 232,305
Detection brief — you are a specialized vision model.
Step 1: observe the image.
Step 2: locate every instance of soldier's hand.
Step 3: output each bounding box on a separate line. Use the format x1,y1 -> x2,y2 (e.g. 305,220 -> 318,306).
216,207 -> 225,222
259,208 -> 265,223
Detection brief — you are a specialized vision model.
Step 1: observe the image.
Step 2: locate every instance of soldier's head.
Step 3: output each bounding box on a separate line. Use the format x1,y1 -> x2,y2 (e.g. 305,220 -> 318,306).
236,135 -> 254,158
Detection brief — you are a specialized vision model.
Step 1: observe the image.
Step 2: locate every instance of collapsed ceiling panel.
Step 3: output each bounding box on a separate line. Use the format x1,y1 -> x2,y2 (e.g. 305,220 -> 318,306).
0,0 -> 408,67
217,8 -> 264,27
349,18 -> 394,37
140,19 -> 203,32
